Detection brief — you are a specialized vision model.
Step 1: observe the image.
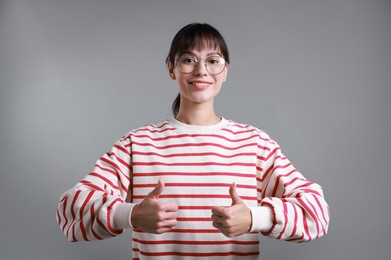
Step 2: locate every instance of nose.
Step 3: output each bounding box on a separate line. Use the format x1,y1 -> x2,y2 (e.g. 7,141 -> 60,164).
193,59 -> 208,76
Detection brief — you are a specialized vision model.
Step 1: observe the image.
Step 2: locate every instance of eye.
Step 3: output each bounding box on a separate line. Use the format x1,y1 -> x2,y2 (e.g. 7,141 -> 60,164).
207,56 -> 223,64
180,56 -> 197,64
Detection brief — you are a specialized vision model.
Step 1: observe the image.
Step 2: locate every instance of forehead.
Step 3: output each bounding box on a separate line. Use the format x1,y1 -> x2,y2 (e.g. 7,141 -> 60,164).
178,35 -> 222,56
181,48 -> 222,57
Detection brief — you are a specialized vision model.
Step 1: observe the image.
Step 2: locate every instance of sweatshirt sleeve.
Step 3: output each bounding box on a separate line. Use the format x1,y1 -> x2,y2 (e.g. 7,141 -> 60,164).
56,136 -> 135,242
255,133 -> 330,242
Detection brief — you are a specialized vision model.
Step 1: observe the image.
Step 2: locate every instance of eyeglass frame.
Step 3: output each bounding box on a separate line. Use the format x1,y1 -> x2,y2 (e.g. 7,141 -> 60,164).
175,55 -> 228,75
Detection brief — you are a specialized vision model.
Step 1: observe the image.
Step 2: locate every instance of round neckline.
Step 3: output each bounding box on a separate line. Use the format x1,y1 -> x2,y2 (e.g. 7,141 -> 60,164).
169,117 -> 229,134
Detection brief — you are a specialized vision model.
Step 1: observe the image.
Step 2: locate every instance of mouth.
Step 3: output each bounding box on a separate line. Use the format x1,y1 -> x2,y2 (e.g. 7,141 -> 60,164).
189,81 -> 212,90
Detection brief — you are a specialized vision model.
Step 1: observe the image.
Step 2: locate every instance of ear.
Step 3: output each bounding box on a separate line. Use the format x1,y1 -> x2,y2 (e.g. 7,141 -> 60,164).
167,62 -> 176,80
223,64 -> 228,82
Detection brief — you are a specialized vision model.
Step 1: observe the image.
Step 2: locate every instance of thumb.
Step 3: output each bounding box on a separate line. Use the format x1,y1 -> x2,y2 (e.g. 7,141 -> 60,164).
147,178 -> 164,200
229,182 -> 242,205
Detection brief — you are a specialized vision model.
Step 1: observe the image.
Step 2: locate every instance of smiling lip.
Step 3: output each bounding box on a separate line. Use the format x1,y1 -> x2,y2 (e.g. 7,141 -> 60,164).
189,81 -> 211,90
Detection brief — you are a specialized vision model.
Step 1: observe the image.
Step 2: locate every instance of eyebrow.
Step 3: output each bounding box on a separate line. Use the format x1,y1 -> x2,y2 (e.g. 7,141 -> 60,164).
181,51 -> 222,57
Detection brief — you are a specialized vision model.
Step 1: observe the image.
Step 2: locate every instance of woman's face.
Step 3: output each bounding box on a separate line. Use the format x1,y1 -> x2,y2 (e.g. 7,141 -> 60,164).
169,46 -> 228,108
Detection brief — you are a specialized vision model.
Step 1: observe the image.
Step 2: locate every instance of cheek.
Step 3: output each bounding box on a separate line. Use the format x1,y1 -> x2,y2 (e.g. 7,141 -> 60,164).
175,77 -> 189,92
215,76 -> 226,87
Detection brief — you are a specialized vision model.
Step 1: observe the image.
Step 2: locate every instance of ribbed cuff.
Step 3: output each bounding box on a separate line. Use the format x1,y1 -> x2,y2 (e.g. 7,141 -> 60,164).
112,202 -> 137,230
249,206 -> 273,233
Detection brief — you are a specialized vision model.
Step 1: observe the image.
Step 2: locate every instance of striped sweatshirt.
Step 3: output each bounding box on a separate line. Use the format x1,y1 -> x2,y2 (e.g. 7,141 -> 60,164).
57,118 -> 330,259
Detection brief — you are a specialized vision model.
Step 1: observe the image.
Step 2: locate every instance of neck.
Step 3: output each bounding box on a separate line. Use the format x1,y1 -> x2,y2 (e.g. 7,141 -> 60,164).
176,100 -> 220,126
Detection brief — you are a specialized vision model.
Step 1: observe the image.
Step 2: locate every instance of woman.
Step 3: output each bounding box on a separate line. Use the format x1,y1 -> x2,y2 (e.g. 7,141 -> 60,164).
57,23 -> 329,259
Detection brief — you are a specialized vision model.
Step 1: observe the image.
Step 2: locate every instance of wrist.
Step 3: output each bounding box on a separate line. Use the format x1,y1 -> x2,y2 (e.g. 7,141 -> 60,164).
249,206 -> 273,233
130,204 -> 140,229
112,202 -> 137,230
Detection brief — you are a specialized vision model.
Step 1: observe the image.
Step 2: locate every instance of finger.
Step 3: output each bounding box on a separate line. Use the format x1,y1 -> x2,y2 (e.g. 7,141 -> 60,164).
158,218 -> 178,228
211,213 -> 223,223
229,182 -> 242,205
212,221 -> 223,230
160,202 -> 178,212
155,226 -> 175,234
147,178 -> 164,199
162,211 -> 178,221
154,220 -> 177,234
211,206 -> 225,217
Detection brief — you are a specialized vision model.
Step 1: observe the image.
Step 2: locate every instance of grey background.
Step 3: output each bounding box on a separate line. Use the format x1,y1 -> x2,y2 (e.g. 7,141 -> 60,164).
0,0 -> 390,259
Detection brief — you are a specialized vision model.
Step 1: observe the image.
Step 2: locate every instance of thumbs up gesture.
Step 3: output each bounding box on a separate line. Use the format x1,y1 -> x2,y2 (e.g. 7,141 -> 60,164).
211,183 -> 252,237
131,179 -> 178,234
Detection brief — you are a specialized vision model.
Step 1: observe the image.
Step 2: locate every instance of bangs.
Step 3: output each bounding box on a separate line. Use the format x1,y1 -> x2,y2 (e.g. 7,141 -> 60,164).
166,23 -> 229,65
177,31 -> 221,56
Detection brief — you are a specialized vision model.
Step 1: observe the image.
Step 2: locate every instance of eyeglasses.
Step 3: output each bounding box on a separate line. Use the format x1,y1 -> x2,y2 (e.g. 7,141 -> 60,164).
176,55 -> 227,75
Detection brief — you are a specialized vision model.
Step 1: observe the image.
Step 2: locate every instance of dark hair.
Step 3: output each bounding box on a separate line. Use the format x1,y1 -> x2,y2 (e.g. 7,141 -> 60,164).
166,23 -> 230,117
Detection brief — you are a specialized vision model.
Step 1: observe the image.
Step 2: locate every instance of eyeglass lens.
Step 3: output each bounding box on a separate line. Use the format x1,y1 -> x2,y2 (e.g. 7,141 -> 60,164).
177,56 -> 225,75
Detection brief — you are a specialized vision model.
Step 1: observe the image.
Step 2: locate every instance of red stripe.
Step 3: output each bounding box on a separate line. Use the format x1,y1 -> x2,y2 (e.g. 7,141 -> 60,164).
286,232 -> 305,242
257,144 -> 271,151
94,165 -> 128,192
108,151 -> 131,169
307,197 -> 323,238
312,194 -> 328,231
133,194 -> 257,200
260,201 -> 277,236
262,161 -> 293,196
298,196 -> 321,238
229,122 -> 252,129
260,165 -> 274,197
133,228 -> 257,234
221,128 -> 255,135
132,151 -> 256,159
271,168 -> 296,197
257,155 -> 267,161
283,177 -> 309,188
256,166 -> 264,173
178,206 -> 214,210
71,224 -> 76,242
99,157 -> 130,182
265,147 -> 280,161
133,182 -> 256,189
113,143 -> 128,155
106,198 -> 124,235
271,161 -> 292,172
177,217 -> 211,221
135,249 -> 259,257
297,198 -> 312,240
61,196 -> 68,233
89,172 -> 120,191
277,200 -> 288,239
132,228 -> 221,233
289,202 -> 298,239
68,190 -> 81,241
132,238 -> 258,245
95,196 -> 115,238
132,140 -> 257,151
132,123 -> 174,134
90,204 -> 103,240
133,171 -> 256,178
299,188 -> 321,197
79,191 -> 95,241
133,161 -> 255,167
56,208 -> 62,229
80,180 -> 105,192
131,132 -> 259,143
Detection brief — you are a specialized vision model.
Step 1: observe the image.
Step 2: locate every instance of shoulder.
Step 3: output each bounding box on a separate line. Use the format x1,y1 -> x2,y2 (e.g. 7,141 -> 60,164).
119,120 -> 174,141
224,119 -> 278,146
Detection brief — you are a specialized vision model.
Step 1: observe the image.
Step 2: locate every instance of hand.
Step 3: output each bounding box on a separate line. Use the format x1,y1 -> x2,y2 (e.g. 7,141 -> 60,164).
131,179 -> 178,234
211,183 -> 252,237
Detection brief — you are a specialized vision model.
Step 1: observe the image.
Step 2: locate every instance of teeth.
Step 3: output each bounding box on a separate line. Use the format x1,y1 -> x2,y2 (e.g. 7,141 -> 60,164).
192,82 -> 209,87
